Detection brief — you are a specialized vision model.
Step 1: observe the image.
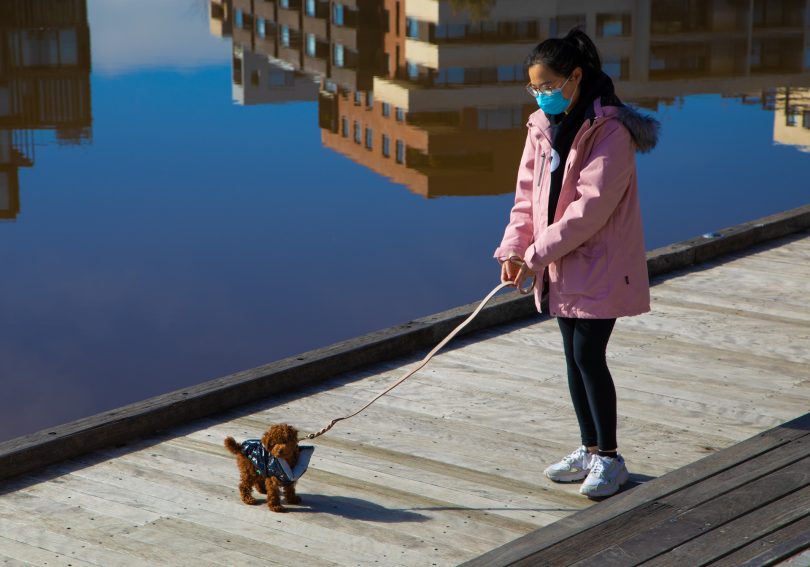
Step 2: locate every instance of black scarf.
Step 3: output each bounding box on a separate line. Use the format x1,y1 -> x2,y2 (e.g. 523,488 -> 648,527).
545,72 -> 621,225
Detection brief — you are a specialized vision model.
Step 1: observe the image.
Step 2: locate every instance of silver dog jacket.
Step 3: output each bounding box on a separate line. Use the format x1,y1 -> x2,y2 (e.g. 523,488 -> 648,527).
239,440 -> 314,485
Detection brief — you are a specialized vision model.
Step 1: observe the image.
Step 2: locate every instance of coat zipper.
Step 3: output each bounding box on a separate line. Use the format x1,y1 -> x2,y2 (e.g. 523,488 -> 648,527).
537,151 -> 546,187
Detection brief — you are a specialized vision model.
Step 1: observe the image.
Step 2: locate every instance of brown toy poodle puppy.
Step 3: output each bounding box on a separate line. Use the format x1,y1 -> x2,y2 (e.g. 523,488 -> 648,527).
224,423 -> 302,512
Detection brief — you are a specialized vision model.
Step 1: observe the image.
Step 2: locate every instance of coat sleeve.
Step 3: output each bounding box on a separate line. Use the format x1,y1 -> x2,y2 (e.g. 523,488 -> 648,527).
493,129 -> 536,263
522,122 -> 633,272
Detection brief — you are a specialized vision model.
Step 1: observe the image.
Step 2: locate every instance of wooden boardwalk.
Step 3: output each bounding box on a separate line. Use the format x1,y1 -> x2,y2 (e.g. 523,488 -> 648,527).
1,231 -> 809,566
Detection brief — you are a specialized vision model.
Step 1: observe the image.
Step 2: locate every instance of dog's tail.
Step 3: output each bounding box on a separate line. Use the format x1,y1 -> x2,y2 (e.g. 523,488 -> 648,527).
224,436 -> 241,456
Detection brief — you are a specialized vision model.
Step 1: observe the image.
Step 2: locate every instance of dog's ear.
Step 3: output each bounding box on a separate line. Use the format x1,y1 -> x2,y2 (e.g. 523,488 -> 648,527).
285,424 -> 299,444
261,428 -> 275,449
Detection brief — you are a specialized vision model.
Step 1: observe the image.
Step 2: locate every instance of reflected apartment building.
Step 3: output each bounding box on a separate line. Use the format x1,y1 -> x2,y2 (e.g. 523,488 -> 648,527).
210,0 -> 320,104
0,0 -> 92,220
210,0 -> 810,198
774,87 -> 810,152
210,0 -> 383,105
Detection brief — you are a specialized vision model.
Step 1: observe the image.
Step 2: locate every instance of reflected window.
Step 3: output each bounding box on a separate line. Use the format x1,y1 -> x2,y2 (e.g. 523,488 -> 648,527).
306,34 -> 316,56
396,140 -> 405,164
354,91 -> 362,105
434,23 -> 465,39
750,41 -> 762,67
550,15 -> 585,37
235,9 -> 244,29
334,43 -> 345,67
306,0 -> 316,17
365,127 -> 373,149
597,14 -> 631,37
805,47 -> 810,70
342,116 -> 349,137
58,29 -> 78,65
268,70 -> 293,86
256,18 -> 266,38
497,64 -> 523,83
406,17 -> 419,39
603,56 -> 628,80
382,102 -> 391,117
436,67 -> 464,85
786,108 -> 799,127
803,111 -> 810,130
0,171 -> 9,211
407,61 -> 419,80
281,25 -> 290,47
396,107 -> 405,122
366,92 -> 373,109
354,121 -> 361,144
0,86 -> 10,115
382,135 -> 391,157
333,3 -> 345,26
478,107 -> 522,130
280,0 -> 290,8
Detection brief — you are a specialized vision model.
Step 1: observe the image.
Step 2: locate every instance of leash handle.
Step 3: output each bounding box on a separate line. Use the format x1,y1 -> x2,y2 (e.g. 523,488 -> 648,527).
507,255 -> 535,295
301,272 -> 536,441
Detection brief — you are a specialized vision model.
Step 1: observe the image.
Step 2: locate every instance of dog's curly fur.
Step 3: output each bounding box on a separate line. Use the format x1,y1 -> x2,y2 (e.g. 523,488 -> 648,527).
224,423 -> 302,512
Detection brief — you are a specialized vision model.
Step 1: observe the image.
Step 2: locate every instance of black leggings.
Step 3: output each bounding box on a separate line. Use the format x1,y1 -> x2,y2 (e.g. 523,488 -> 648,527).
557,316 -> 617,451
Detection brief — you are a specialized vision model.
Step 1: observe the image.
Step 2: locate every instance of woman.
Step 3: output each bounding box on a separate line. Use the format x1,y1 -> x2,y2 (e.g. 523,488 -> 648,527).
493,28 -> 659,498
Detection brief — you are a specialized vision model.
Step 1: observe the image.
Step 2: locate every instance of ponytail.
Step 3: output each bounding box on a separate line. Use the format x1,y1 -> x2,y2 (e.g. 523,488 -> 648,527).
562,28 -> 601,76
525,26 -> 602,81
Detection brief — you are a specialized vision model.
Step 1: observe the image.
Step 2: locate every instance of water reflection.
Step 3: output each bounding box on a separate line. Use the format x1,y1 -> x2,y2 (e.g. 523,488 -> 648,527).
209,0 -> 810,196
0,0 -> 92,220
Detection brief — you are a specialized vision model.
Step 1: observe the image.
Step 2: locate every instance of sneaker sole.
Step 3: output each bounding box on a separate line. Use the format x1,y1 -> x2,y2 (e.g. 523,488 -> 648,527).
545,469 -> 589,483
579,466 -> 629,498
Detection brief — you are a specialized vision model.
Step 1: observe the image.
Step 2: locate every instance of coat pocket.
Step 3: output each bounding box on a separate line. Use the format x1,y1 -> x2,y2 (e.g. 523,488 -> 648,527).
559,241 -> 609,298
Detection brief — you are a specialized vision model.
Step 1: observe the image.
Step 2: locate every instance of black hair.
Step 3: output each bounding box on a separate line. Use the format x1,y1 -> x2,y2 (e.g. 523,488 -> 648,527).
525,27 -> 602,82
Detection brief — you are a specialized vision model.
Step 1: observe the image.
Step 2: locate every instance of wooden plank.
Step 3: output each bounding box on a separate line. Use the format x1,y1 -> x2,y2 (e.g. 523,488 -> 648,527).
707,514 -> 810,567
120,517 -> 341,567
774,548 -> 810,567
0,515 -> 146,567
496,434 -> 810,566
0,536 -> 95,567
618,302 -> 810,366
641,486 -> 810,566
101,439 -> 542,549
155,434 -> 566,527
0,493 -> 224,567
16,470 -> 342,567
55,456 -> 467,566
572,454 -> 810,566
461,412 -> 810,567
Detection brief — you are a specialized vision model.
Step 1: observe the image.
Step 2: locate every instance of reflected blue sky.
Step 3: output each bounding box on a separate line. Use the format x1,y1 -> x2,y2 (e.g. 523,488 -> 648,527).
2,1 -> 810,441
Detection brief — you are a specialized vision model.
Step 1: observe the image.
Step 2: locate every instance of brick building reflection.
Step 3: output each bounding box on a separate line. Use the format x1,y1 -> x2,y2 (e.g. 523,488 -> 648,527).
0,0 -> 92,220
210,0 -> 810,197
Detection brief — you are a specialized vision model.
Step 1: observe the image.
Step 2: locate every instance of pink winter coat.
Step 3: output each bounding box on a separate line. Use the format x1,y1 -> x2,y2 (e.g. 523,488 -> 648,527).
494,98 -> 659,319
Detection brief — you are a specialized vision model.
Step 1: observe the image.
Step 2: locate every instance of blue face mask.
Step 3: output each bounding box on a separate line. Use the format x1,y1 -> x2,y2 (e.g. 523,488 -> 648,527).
534,76 -> 572,114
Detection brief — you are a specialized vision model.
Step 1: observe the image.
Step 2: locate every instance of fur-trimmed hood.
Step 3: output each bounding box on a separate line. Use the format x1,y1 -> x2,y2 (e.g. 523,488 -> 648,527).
615,105 -> 660,153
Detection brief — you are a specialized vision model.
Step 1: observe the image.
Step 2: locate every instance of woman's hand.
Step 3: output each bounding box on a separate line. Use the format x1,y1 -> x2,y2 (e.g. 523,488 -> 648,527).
500,257 -> 524,286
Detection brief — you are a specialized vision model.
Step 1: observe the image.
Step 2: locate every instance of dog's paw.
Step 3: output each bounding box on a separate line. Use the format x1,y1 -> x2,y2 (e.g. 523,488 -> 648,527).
269,504 -> 287,513
241,496 -> 257,505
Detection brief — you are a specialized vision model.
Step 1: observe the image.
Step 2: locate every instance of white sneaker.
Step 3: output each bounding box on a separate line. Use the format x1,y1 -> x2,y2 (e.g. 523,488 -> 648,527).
579,453 -> 629,498
544,446 -> 594,482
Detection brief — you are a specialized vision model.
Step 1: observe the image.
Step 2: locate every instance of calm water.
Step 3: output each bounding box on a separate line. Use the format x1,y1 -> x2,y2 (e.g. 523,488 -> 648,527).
2,0 -> 810,441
